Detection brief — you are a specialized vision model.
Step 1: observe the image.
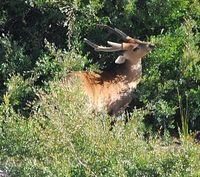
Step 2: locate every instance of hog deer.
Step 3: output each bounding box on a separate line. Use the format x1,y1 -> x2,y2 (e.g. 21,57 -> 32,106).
66,25 -> 154,119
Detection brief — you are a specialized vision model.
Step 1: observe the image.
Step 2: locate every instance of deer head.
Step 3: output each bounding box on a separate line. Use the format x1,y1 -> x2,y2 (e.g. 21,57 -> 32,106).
84,25 -> 155,64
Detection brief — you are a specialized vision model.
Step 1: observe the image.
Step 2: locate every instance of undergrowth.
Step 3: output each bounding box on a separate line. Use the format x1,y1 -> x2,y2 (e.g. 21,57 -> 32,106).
0,80 -> 200,177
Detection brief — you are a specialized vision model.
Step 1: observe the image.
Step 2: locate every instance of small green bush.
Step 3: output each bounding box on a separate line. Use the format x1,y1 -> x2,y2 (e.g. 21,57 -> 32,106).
0,36 -> 32,80
4,75 -> 35,115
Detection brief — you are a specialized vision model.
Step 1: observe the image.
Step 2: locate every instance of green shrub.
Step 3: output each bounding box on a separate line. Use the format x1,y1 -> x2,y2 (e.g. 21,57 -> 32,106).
0,36 -> 86,114
33,41 -> 87,84
4,75 -> 35,116
0,79 -> 200,176
0,36 -> 32,80
136,19 -> 200,133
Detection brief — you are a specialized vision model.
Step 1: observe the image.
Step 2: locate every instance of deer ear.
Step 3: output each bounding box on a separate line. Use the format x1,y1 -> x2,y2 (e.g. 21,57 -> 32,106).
115,56 -> 126,64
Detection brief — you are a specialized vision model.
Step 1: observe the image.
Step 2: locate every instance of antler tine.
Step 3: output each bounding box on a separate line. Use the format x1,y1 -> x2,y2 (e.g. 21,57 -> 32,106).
107,41 -> 122,48
84,38 -> 98,48
114,28 -> 128,40
97,24 -> 128,41
84,38 -> 122,52
95,46 -> 122,52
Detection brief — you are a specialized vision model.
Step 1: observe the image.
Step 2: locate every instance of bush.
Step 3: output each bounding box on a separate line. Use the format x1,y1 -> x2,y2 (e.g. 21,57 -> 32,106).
0,79 -> 200,176
4,75 -> 35,115
0,36 -> 86,114
136,19 -> 200,133
0,36 -> 32,81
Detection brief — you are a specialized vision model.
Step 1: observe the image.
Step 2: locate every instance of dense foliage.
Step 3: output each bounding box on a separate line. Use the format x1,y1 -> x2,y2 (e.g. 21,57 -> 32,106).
1,81 -> 200,176
0,0 -> 200,176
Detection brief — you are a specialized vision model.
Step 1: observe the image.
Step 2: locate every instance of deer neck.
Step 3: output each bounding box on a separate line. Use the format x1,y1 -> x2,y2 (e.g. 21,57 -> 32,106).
117,58 -> 142,90
126,58 -> 142,75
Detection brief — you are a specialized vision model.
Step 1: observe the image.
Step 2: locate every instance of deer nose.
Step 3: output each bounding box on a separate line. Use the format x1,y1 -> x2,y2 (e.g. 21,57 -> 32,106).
149,44 -> 155,49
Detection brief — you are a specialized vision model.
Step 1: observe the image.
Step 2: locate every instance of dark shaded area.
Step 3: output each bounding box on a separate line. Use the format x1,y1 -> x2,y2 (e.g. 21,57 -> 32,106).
0,0 -> 69,115
0,1 -> 68,60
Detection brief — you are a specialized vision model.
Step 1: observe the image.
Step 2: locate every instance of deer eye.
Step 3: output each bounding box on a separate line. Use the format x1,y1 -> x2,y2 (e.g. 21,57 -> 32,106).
133,47 -> 139,51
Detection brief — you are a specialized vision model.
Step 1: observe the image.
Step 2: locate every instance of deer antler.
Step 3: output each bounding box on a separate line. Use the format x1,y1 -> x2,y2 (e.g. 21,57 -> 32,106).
97,24 -> 129,41
84,38 -> 122,52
